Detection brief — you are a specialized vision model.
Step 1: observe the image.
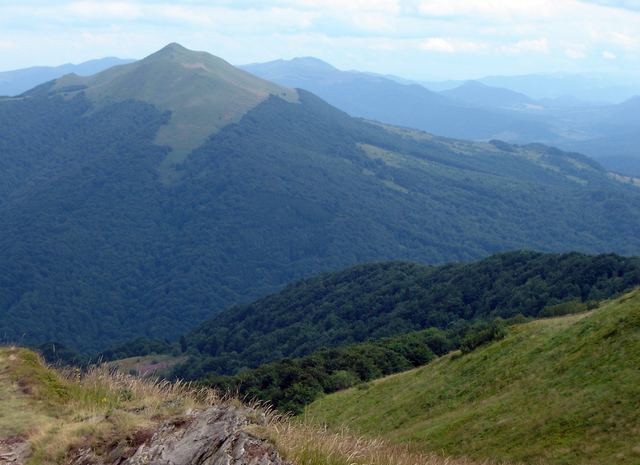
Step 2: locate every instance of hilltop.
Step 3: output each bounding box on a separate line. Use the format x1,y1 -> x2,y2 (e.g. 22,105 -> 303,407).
3,44 -> 640,351
38,42 -> 297,173
307,289 -> 640,465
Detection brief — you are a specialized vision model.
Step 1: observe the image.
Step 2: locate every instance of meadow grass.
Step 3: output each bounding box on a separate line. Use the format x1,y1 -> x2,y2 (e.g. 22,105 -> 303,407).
306,289 -> 640,465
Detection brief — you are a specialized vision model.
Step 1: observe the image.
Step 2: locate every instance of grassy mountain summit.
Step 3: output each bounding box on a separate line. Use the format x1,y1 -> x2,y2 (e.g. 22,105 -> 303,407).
3,44 -> 640,351
307,289 -> 640,465
45,43 -> 298,168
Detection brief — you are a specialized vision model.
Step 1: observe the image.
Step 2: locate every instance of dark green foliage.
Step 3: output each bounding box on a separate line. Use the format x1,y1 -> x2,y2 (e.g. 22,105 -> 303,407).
3,77 -> 640,352
205,328 -> 450,414
98,338 -> 177,362
460,320 -> 507,354
176,251 -> 640,377
539,300 -> 595,318
36,342 -> 87,367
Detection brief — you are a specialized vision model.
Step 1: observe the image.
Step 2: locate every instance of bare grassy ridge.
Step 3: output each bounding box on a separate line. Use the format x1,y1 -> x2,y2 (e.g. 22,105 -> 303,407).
0,347 -> 489,465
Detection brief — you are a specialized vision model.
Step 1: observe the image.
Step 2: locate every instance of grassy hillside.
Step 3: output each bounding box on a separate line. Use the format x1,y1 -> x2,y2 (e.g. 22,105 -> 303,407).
175,251 -> 640,377
307,289 -> 640,465
0,347 -> 485,465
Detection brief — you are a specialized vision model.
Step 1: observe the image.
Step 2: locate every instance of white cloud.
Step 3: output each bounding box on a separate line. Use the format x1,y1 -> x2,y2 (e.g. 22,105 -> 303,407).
602,50 -> 617,59
608,31 -> 640,50
565,47 -> 587,59
279,0 -> 400,14
0,39 -> 17,49
66,1 -> 143,20
420,37 -> 486,53
417,0 -> 557,20
500,38 -> 550,54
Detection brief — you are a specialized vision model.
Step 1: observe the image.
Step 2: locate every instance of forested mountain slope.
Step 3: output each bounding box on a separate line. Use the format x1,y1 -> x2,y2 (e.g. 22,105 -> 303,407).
175,252 -> 640,376
2,44 -> 640,352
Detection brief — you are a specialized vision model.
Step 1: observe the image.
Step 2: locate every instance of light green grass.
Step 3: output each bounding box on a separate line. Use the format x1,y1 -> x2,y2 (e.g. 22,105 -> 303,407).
307,289 -> 640,465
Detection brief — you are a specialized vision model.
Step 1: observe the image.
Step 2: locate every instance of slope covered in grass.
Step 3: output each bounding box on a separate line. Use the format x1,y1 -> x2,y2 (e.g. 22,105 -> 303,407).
307,289 -> 640,465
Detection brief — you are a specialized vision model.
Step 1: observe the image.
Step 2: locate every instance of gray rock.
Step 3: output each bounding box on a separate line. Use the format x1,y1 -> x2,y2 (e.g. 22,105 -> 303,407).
70,406 -> 291,465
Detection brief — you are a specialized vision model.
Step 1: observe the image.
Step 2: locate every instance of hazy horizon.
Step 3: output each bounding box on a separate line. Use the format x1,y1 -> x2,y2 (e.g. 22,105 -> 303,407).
0,1 -> 639,81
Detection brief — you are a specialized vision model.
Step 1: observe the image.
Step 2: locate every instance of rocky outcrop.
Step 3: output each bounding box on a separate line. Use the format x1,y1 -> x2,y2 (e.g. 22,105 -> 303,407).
0,437 -> 29,465
69,405 -> 291,465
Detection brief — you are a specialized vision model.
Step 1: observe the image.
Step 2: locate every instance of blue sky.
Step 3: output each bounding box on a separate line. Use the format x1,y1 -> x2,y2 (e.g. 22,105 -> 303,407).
0,0 -> 639,80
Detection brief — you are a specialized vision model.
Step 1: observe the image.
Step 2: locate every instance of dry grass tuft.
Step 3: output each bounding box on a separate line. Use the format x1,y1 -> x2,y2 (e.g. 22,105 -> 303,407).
261,420 -> 498,465
0,347 -> 221,465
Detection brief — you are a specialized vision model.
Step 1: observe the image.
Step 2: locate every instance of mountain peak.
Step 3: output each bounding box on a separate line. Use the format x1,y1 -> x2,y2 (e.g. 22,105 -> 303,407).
289,57 -> 336,70
48,45 -> 298,173
159,42 -> 188,53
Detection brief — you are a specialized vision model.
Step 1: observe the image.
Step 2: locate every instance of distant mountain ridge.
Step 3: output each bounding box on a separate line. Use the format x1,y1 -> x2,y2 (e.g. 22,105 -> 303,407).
0,57 -> 133,96
440,80 -> 534,110
243,57 -> 640,176
241,57 -> 554,142
424,72 -> 640,103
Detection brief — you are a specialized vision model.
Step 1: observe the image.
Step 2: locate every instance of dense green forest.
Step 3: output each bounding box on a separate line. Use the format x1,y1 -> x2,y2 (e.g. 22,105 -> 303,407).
3,45 -> 640,352
172,251 -> 640,377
